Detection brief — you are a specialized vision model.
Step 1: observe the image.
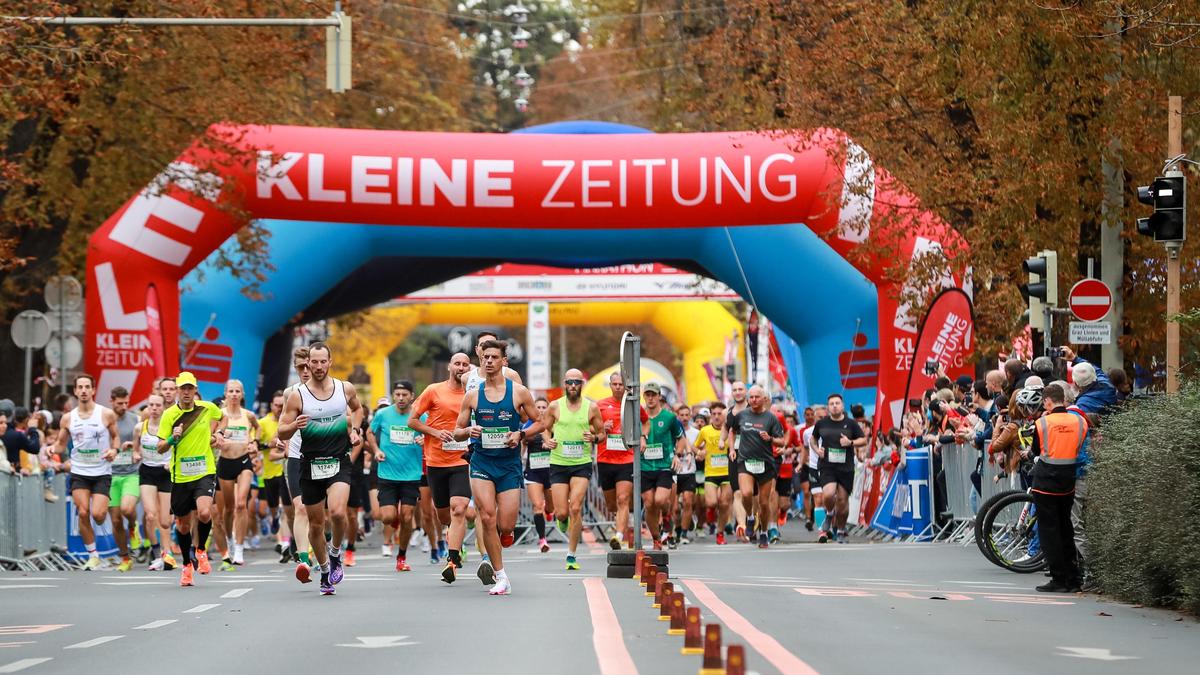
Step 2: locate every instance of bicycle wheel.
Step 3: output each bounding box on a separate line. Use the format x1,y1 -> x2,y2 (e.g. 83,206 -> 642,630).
979,491 -> 1047,573
973,489 -> 1019,566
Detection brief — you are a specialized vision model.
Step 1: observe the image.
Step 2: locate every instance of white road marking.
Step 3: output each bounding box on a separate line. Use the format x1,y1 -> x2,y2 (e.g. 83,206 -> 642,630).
844,578 -> 911,583
336,636 -> 419,649
0,586 -> 57,590
1057,647 -> 1138,661
182,604 -> 219,614
133,620 -> 176,630
0,578 -> 65,581
64,635 -> 124,649
204,579 -> 281,584
0,658 -> 54,673
95,582 -> 171,586
220,588 -> 253,599
944,581 -> 1017,586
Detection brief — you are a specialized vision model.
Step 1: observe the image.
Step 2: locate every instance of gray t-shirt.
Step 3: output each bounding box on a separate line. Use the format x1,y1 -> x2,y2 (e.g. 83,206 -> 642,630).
732,408 -> 784,463
112,410 -> 142,475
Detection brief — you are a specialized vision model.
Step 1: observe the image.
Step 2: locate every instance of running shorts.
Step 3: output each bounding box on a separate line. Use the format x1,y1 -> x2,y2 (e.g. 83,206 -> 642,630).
675,472 -> 698,493
469,453 -> 523,493
138,464 -> 172,493
69,472 -> 111,497
217,454 -> 253,481
348,467 -> 368,509
597,462 -> 633,491
704,474 -> 731,487
299,455 -> 353,506
427,465 -> 471,509
262,475 -> 290,507
378,478 -> 422,508
775,476 -> 794,497
819,465 -> 855,494
524,466 -> 551,489
640,470 -> 674,491
109,473 -> 140,503
170,475 -> 216,517
737,457 -> 777,487
549,463 -> 592,485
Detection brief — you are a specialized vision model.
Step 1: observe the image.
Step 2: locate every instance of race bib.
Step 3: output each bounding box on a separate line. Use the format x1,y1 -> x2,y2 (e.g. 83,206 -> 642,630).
645,444 -> 664,460
74,447 -> 102,466
529,452 -> 551,470
179,455 -> 207,477
561,441 -> 586,459
113,448 -> 134,466
606,435 -> 627,452
443,438 -> 469,452
226,427 -> 249,443
482,427 -> 509,450
709,454 -> 729,469
141,438 -> 164,463
311,457 -> 339,480
829,448 -> 847,464
389,426 -> 416,446
744,458 -> 766,475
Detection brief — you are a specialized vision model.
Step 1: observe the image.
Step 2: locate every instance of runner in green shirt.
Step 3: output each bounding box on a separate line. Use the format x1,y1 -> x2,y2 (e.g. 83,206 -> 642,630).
543,368 -> 603,571
639,382 -> 685,551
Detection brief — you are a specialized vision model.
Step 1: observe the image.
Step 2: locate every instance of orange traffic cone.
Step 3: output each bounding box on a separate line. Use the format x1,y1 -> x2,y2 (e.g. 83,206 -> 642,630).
681,607 -> 704,655
633,550 -> 645,580
725,645 -> 746,675
641,561 -> 656,587
667,591 -> 686,635
658,582 -> 675,620
648,571 -> 666,597
698,624 -> 723,674
653,574 -> 670,607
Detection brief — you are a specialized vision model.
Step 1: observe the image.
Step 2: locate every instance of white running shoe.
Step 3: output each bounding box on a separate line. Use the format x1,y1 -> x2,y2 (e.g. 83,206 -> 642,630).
410,530 -> 423,548
488,576 -> 511,596
381,544 -> 393,558
420,538 -> 431,553
147,557 -> 165,571
232,545 -> 245,566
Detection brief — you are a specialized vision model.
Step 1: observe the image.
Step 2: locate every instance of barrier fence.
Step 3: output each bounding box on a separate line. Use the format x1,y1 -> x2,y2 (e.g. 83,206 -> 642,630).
0,472 -> 77,571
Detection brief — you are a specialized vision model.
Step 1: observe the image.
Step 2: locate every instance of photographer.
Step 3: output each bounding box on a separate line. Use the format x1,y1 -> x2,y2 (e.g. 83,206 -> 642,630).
1059,347 -> 1117,415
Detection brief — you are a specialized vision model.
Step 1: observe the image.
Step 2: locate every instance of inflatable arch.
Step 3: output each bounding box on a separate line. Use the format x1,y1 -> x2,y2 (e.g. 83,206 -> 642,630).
324,300 -> 742,405
85,122 -> 970,430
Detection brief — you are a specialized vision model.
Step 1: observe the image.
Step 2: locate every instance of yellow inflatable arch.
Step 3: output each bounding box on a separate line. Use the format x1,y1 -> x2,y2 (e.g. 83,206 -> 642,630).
328,301 -> 742,405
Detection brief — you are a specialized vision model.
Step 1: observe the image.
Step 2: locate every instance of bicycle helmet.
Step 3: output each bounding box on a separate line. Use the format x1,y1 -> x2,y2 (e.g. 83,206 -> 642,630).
1014,386 -> 1043,417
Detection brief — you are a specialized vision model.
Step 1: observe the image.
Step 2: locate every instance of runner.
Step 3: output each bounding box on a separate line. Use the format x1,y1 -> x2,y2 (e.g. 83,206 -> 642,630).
216,380 -> 261,566
156,372 -> 223,587
639,382 -> 685,551
452,339 -> 545,594
695,402 -> 732,544
277,343 -> 364,596
596,372 -> 647,550
158,376 -> 178,408
543,369 -> 603,570
138,394 -> 176,571
344,411 -> 371,567
722,381 -> 751,541
54,375 -> 120,571
729,386 -> 786,548
279,348 -> 315,578
368,380 -> 424,572
464,330 -> 523,391
522,397 -> 553,553
257,392 -> 292,559
771,407 -> 799,543
795,406 -> 816,530
812,393 -> 867,543
674,405 -> 701,545
409,353 -> 474,584
108,386 -> 144,571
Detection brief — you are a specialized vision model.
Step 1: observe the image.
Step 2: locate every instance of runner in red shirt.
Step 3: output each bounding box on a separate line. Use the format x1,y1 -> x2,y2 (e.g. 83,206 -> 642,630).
596,371 -> 648,550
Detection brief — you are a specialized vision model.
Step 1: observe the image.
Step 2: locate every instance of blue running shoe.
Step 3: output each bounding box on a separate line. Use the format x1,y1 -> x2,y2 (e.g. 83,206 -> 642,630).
329,555 -> 344,585
320,573 -> 335,596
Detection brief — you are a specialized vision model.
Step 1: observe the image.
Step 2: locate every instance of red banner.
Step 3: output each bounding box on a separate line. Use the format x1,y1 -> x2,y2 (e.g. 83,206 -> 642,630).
903,288 -> 975,405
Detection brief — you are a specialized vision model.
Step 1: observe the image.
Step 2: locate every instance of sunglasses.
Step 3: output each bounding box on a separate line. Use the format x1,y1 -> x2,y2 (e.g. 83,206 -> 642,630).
564,379 -> 584,386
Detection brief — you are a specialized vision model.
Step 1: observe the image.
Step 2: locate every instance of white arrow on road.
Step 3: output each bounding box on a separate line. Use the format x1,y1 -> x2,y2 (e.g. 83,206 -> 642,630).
1057,647 -> 1139,661
336,636 -> 419,649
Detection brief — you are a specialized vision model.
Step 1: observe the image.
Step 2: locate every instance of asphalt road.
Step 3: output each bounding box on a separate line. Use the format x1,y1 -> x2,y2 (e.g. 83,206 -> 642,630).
1,522 -> 1195,674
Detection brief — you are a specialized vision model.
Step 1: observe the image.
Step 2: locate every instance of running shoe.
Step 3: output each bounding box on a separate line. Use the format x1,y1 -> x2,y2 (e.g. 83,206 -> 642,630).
117,557 -> 133,573
320,573 -> 335,596
421,537 -> 431,553
345,550 -> 357,567
441,562 -> 457,584
565,555 -> 580,571
652,540 -> 663,551
724,523 -> 735,535
180,564 -> 194,587
608,536 -> 621,551
735,525 -> 747,542
148,557 -> 164,572
196,551 -> 212,575
540,538 -> 551,553
395,557 -> 411,572
715,532 -> 727,546
83,555 -> 102,571
271,515 -> 280,534
777,514 -> 788,527
667,535 -> 678,550
219,559 -> 236,572
828,528 -> 839,543
134,545 -> 150,564
295,562 -> 312,583
429,550 -> 440,565
768,527 -> 781,544
556,518 -> 568,534
488,576 -> 511,596
758,533 -> 769,549
817,530 -> 829,544
329,555 -> 345,585
500,531 -> 514,548
436,540 -> 447,560
382,544 -> 393,558
279,547 -> 293,564
805,519 -> 814,532
680,532 -> 691,545
162,552 -> 177,570
477,559 -> 496,585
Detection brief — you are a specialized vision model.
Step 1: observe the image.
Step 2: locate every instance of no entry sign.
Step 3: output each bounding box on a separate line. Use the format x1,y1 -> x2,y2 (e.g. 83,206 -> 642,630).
1068,279 -> 1113,322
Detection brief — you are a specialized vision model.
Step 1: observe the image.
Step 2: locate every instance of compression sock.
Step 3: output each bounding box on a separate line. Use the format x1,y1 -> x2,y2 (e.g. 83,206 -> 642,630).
151,543 -> 162,558
448,548 -> 462,567
533,513 -> 546,539
197,520 -> 213,550
177,533 -> 193,566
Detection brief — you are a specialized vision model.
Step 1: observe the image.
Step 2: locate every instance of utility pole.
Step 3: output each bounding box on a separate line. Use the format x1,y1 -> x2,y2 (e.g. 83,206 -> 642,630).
1099,24 -> 1124,372
1166,95 -> 1182,394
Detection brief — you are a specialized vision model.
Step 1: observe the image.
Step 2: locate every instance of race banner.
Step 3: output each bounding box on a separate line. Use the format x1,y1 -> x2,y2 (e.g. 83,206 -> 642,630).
903,288 -> 975,405
868,447 -> 934,540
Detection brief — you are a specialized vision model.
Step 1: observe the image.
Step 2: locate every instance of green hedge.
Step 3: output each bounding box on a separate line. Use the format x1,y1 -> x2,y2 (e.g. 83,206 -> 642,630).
1087,382 -> 1200,614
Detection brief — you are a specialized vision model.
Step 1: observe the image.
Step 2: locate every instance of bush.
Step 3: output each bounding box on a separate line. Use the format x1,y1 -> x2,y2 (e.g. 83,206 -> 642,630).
1087,382 -> 1200,614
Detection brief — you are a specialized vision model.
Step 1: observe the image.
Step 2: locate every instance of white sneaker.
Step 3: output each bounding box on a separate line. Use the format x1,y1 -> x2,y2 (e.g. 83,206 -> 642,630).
232,545 -> 245,565
148,557 -> 164,571
488,576 -> 511,596
381,545 -> 393,558
420,538 -> 431,553
410,530 -> 423,548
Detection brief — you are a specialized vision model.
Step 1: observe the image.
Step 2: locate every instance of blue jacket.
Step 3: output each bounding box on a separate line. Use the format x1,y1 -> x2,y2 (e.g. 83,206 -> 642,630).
1072,357 -> 1118,415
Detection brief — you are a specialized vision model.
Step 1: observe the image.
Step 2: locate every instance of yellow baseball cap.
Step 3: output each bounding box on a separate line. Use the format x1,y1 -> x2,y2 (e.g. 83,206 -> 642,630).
176,371 -> 199,388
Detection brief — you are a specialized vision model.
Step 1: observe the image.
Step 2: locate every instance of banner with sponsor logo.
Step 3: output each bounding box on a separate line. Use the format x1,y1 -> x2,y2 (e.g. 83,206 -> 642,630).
526,301 -> 551,390
868,447 -> 934,540
902,288 -> 975,406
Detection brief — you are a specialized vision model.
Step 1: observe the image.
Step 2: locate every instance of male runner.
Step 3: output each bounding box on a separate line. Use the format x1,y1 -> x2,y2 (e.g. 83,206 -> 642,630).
674,404 -> 699,545
409,353 -> 474,584
158,376 -> 178,408
109,386 -> 144,571
277,343 -> 364,596
812,393 -> 867,543
452,339 -> 545,594
695,402 -> 732,544
596,372 -> 647,549
729,385 -> 786,548
803,405 -> 828,531
543,369 -> 603,570
279,348 -> 315,578
722,381 -> 751,540
216,380 -> 261,565
156,372 -> 223,586
54,375 -> 120,570
639,383 -> 685,551
138,394 -> 176,570
522,397 -> 553,553
368,380 -> 424,572
463,330 -> 523,391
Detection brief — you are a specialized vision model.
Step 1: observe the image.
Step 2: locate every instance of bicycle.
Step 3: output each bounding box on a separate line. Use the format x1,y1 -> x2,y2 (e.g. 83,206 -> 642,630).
974,489 -> 1046,573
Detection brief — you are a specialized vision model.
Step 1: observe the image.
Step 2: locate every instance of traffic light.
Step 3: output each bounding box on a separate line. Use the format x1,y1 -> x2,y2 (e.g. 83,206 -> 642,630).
1020,250 -> 1058,332
1136,170 -> 1186,242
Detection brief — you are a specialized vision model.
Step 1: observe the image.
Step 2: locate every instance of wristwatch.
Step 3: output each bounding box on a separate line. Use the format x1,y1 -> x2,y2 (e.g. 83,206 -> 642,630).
519,430 -> 527,441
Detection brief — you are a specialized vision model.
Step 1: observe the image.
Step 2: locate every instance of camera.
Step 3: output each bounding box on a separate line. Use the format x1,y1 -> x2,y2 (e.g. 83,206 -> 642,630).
923,359 -> 939,376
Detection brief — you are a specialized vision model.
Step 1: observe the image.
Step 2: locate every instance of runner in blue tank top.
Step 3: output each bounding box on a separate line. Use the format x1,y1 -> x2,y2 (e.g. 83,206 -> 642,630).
453,339 -> 546,595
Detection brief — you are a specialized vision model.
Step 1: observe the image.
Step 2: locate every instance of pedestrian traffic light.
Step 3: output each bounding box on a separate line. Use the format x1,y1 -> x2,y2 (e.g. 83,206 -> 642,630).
1136,171 -> 1186,242
1020,250 -> 1058,332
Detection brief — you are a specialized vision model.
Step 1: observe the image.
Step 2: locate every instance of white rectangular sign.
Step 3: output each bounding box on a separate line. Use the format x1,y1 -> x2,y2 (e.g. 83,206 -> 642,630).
1069,321 -> 1112,345
526,301 -> 551,390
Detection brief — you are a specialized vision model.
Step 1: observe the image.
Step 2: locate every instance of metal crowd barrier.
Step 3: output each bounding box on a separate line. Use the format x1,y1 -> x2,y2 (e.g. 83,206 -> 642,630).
1,472 -> 76,571
937,443 -> 977,543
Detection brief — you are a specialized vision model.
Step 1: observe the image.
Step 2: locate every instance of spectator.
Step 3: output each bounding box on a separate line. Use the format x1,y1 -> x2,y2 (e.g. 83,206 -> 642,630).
1004,358 -> 1034,395
1107,367 -> 1132,403
2,407 -> 41,474
1061,347 -> 1117,415
955,375 -> 974,402
1031,356 -> 1055,382
985,370 -> 1006,397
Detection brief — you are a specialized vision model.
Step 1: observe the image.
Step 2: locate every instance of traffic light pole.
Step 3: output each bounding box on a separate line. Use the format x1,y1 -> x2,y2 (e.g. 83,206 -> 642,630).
1166,96 -> 1182,394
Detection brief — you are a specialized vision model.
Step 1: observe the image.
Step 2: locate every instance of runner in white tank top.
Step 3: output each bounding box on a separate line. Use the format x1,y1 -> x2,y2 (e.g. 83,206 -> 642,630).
53,375 -> 120,570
